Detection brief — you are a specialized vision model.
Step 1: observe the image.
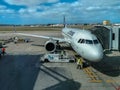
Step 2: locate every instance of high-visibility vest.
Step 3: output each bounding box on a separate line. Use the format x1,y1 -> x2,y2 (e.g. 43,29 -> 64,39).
2,48 -> 5,52
77,58 -> 83,65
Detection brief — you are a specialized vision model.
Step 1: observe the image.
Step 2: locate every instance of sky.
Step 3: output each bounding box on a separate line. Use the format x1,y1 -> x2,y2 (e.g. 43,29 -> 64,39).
0,0 -> 120,24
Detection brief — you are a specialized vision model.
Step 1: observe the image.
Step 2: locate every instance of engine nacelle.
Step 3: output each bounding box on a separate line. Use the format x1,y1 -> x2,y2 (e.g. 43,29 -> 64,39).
45,40 -> 56,52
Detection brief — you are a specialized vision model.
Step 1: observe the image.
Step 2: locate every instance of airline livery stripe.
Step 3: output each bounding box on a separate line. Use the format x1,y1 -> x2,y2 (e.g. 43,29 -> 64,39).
67,31 -> 75,36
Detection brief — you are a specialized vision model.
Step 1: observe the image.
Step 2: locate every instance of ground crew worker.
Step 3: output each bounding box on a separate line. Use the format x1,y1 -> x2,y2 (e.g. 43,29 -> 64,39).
61,50 -> 64,59
2,47 -> 5,56
77,58 -> 83,69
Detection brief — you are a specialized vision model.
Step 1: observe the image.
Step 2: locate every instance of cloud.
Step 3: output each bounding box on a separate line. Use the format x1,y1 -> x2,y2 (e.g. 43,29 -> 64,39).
4,0 -> 59,6
2,0 -> 120,24
0,5 -> 6,9
16,0 -> 120,23
79,0 -> 120,11
0,5 -> 15,13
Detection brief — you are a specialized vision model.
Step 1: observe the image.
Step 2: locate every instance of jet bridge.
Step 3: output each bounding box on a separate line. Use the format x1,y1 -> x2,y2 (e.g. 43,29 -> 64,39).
90,26 -> 110,50
90,25 -> 120,51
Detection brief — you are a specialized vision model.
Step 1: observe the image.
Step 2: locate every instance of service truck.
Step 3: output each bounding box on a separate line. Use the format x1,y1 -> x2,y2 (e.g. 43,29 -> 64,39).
41,50 -> 75,62
13,36 -> 30,44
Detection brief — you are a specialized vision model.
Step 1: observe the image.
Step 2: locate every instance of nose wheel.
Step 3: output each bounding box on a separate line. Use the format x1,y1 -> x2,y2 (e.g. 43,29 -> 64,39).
83,61 -> 91,68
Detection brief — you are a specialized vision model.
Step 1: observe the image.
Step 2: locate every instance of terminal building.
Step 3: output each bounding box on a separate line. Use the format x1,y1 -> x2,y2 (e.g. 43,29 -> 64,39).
90,25 -> 120,51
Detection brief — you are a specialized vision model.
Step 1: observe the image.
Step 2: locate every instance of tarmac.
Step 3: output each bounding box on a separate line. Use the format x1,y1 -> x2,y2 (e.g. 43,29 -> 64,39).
0,31 -> 120,90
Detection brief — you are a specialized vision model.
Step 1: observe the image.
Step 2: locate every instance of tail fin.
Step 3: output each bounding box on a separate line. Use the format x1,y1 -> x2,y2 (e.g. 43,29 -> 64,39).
63,15 -> 66,28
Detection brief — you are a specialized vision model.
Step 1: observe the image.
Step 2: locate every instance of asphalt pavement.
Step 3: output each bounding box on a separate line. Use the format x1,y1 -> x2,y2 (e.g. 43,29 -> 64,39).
0,54 -> 40,90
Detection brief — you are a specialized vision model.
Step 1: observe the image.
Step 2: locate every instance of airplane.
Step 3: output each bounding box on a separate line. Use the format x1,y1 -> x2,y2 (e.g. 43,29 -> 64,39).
14,16 -> 103,62
15,25 -> 103,62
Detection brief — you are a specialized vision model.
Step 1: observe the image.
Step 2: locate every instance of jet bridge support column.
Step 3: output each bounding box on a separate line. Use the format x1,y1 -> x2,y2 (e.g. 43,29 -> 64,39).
104,26 -> 113,50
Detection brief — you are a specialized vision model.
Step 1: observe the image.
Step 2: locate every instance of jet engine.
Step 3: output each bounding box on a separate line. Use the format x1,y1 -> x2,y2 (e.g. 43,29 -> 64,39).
45,40 -> 56,52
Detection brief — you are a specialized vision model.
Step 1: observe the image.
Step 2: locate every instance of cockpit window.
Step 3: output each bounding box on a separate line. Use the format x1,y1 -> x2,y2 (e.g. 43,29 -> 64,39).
78,39 -> 99,44
78,39 -> 92,44
81,39 -> 85,43
78,39 -> 82,43
86,40 -> 93,44
78,39 -> 85,43
93,40 -> 99,44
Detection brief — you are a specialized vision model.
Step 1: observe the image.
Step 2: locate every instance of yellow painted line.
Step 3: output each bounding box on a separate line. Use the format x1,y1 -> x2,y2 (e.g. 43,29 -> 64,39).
83,67 -> 102,82
106,80 -> 120,83
75,56 -> 102,83
106,80 -> 115,83
90,80 -> 102,83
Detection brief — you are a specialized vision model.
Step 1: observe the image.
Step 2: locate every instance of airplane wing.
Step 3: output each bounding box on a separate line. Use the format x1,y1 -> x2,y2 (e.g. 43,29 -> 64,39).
15,33 -> 68,43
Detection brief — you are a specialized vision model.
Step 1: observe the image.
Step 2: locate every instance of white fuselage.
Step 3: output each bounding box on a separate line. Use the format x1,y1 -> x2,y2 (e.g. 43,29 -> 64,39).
62,27 -> 103,62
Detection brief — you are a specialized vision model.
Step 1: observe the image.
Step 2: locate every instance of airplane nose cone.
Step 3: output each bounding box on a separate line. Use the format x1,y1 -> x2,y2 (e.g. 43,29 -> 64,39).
89,51 -> 103,62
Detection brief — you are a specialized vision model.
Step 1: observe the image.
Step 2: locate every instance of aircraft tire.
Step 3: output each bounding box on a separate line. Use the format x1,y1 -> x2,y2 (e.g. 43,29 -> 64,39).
44,59 -> 49,62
